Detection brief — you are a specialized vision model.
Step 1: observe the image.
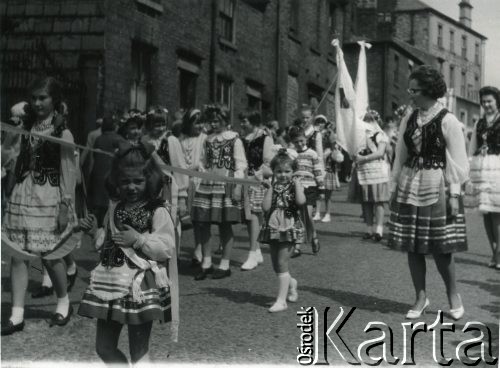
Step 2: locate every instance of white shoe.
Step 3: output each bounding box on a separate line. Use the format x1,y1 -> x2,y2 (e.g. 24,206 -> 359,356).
321,214 -> 331,223
241,256 -> 258,271
312,213 -> 322,221
287,278 -> 298,302
449,294 -> 464,320
268,301 -> 287,313
256,250 -> 264,264
406,298 -> 430,319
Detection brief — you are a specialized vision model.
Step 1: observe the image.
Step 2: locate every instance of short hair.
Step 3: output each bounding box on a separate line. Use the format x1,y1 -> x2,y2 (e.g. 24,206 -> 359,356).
288,125 -> 305,141
181,108 -> 202,137
479,86 -> 500,110
28,76 -> 63,113
238,110 -> 261,126
409,65 -> 447,100
202,104 -> 230,124
270,149 -> 297,171
105,145 -> 162,201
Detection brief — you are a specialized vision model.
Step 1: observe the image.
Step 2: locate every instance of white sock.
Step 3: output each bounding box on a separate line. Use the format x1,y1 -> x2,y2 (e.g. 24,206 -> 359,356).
247,250 -> 257,259
375,225 -> 384,236
42,270 -> 53,288
219,259 -> 230,270
201,256 -> 212,269
55,295 -> 70,317
277,272 -> 291,303
194,244 -> 203,261
256,248 -> 262,256
66,262 -> 76,276
10,306 -> 24,324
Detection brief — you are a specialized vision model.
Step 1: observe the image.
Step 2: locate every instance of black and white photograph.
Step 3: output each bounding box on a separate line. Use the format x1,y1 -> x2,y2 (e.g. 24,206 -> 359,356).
0,0 -> 499,366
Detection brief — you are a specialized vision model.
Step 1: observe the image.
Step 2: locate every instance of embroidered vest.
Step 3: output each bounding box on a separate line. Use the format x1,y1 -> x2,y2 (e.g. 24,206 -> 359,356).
403,109 -> 448,170
100,199 -> 165,269
157,137 -> 171,165
205,137 -> 236,171
271,183 -> 298,219
14,119 -> 64,186
244,134 -> 266,175
474,117 -> 500,155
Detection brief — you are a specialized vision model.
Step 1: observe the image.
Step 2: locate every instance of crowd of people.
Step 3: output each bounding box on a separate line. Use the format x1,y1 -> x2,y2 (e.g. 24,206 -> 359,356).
1,64 -> 499,364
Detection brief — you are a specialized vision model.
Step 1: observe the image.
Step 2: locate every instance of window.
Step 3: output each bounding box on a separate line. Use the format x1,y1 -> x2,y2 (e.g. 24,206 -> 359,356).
219,0 -> 235,43
437,24 -> 443,48
462,35 -> 467,59
289,0 -> 299,34
449,65 -> 455,89
461,70 -> 466,97
474,73 -> 480,90
130,41 -> 154,111
328,3 -> 336,35
394,54 -> 400,85
449,30 -> 455,53
475,42 -> 480,64
217,76 -> 233,115
247,84 -> 262,114
178,67 -> 198,110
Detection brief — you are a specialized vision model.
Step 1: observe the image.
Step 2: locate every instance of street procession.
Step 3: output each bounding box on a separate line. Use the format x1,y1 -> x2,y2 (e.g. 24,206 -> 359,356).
0,0 -> 498,366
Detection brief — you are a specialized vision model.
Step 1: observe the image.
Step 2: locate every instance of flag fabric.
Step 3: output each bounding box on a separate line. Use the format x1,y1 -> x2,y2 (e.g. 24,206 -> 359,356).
333,39 -> 364,157
355,41 -> 372,119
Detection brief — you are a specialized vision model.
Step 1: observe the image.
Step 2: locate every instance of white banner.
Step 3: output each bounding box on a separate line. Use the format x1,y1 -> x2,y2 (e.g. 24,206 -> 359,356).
355,41 -> 372,119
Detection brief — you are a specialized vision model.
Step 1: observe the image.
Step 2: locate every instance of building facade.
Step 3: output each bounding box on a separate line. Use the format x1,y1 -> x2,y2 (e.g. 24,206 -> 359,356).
1,0 -> 356,143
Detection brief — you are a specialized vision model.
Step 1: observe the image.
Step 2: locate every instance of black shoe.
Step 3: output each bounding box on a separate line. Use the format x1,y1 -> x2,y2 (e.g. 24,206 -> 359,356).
67,269 -> 78,292
48,305 -> 73,327
373,233 -> 383,242
191,258 -> 202,268
291,248 -> 302,258
312,238 -> 320,254
362,233 -> 373,240
212,268 -> 231,279
1,320 -> 25,336
194,266 -> 214,281
31,286 -> 54,299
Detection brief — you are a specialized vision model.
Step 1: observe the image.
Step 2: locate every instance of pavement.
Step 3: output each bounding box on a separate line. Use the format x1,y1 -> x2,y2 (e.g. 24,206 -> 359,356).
1,187 -> 499,366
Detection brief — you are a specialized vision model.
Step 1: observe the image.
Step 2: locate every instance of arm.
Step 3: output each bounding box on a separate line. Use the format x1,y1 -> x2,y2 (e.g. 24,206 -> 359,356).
315,131 -> 324,162
443,114 -> 470,195
294,180 -> 306,206
262,135 -> 274,165
312,151 -> 324,187
59,129 -> 77,205
134,207 -> 176,262
358,142 -> 387,164
168,136 -> 189,197
262,186 -> 273,212
390,112 -> 411,192
233,137 -> 248,178
467,121 -> 479,157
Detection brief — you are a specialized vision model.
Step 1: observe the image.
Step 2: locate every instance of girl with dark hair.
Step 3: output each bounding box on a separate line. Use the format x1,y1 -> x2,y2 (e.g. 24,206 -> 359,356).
388,65 -> 469,320
258,149 -> 305,312
119,114 -> 144,146
78,146 -> 178,364
239,110 -> 274,270
191,104 -> 248,280
142,106 -> 169,149
465,86 -> 500,269
2,76 -> 77,335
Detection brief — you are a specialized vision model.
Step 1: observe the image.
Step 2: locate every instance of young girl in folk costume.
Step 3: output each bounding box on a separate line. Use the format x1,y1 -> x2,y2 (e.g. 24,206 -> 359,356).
355,110 -> 390,241
321,130 -> 344,223
2,77 -> 77,336
288,126 -> 324,257
259,149 -> 304,312
239,110 -> 274,270
78,146 -> 179,364
118,112 -> 144,146
465,86 -> 500,269
180,108 -> 208,266
191,104 -> 247,280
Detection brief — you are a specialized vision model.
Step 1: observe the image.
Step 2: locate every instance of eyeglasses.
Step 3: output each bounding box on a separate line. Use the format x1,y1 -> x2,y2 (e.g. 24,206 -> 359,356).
407,88 -> 422,95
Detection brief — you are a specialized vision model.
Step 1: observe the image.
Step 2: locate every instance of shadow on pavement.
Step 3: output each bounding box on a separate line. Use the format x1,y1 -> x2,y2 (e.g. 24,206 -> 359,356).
202,287 -> 273,307
455,256 -> 492,268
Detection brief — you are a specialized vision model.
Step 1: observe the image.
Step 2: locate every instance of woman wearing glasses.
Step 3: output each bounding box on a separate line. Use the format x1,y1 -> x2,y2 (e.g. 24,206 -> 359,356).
388,66 -> 469,320
465,86 -> 500,269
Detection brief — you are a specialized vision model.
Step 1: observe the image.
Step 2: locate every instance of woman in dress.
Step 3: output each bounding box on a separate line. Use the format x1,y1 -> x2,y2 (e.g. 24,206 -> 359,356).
2,77 -> 77,335
465,86 -> 500,269
388,66 -> 469,320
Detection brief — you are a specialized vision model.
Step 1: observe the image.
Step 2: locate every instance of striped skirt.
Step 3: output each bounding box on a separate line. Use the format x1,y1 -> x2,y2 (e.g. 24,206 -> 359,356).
325,172 -> 340,191
388,189 -> 467,254
464,154 -> 500,213
78,268 -> 171,325
248,183 -> 266,214
361,182 -> 390,203
191,177 -> 243,224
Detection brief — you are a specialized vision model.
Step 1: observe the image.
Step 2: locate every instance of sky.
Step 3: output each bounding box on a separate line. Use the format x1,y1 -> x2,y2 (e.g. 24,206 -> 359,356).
422,0 -> 500,87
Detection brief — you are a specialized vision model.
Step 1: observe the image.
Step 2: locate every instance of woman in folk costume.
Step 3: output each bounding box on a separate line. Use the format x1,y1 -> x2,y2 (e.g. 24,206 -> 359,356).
388,66 -> 469,320
2,77 -> 77,336
355,110 -> 390,241
179,108 -> 208,266
465,86 -> 500,269
191,104 -> 247,280
239,110 -> 274,271
78,146 -> 179,364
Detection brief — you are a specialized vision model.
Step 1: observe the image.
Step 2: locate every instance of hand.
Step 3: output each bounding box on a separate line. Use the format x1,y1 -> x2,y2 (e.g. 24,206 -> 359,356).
355,154 -> 365,164
449,197 -> 459,218
178,198 -> 187,218
79,214 -> 97,233
232,184 -> 242,202
112,225 -> 140,248
56,204 -> 69,234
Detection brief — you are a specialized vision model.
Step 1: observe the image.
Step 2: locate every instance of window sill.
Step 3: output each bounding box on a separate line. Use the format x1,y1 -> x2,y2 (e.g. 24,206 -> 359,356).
135,0 -> 163,14
219,38 -> 238,51
288,31 -> 301,44
310,46 -> 321,56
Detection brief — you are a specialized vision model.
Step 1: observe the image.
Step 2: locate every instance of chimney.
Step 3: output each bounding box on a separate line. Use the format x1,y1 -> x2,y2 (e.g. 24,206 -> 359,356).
459,0 -> 472,28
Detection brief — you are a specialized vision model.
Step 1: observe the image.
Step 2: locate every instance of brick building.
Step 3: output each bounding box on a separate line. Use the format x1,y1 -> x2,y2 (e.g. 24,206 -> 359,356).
350,0 -> 486,126
1,0 -> 357,143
